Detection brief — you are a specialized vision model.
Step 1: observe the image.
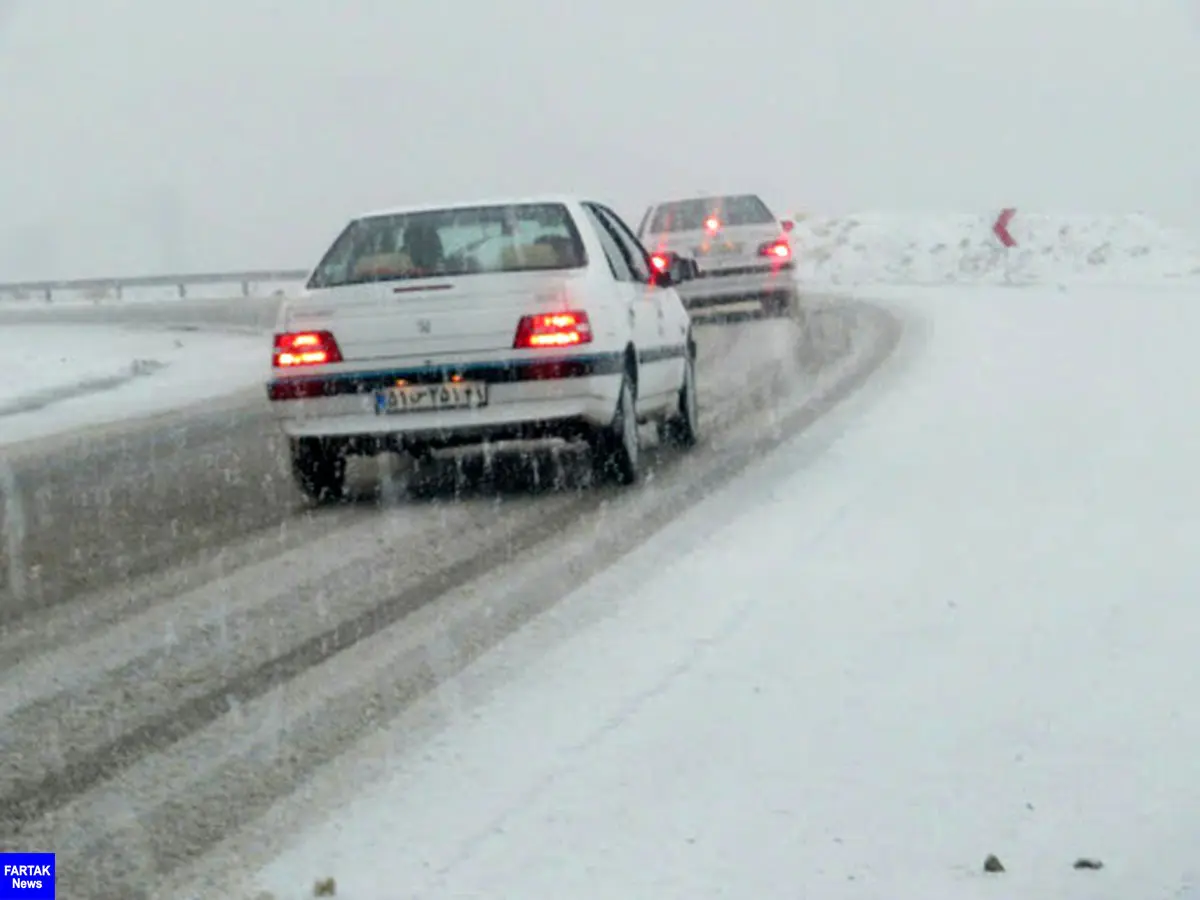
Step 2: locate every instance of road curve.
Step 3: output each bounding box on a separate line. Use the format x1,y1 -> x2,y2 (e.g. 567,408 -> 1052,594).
0,298 -> 901,899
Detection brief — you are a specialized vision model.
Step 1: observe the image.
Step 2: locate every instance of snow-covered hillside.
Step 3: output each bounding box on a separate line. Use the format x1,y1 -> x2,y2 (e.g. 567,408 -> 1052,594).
791,211 -> 1200,287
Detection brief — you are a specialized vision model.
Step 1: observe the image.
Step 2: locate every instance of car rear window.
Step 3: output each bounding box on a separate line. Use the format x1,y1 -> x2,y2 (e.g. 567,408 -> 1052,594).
647,195 -> 775,233
307,202 -> 588,289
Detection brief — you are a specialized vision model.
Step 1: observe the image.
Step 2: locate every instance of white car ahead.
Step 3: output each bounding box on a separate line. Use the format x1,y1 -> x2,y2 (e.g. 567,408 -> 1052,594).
636,193 -> 798,318
267,195 -> 702,502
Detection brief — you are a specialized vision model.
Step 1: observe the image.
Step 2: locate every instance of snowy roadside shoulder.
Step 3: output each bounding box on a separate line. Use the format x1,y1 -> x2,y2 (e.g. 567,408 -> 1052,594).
0,324 -> 270,450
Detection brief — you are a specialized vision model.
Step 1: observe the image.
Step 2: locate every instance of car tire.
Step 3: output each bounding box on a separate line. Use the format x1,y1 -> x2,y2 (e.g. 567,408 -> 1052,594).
290,437 -> 347,503
763,289 -> 796,318
658,341 -> 699,449
406,443 -> 435,462
589,368 -> 640,486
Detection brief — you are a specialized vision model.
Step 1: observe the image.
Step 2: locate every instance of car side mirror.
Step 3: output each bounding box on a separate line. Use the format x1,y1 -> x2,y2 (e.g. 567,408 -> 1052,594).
780,219 -> 795,233
649,250 -> 697,287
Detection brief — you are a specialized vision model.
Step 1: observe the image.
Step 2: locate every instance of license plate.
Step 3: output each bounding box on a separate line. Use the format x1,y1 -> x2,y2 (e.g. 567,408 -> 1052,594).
375,381 -> 488,414
695,241 -> 742,256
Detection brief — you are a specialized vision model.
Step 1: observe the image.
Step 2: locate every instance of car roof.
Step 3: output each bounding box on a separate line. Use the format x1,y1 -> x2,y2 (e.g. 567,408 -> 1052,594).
354,193 -> 588,220
646,192 -> 769,209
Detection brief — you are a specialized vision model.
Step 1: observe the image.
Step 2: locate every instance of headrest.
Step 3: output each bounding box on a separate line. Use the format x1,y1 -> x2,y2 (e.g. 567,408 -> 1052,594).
500,243 -> 560,269
353,251 -> 413,277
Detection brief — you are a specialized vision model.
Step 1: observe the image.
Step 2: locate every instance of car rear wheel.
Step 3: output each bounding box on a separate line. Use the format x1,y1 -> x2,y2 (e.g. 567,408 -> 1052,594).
589,369 -> 640,486
290,437 -> 347,503
658,343 -> 699,449
405,443 -> 435,462
763,289 -> 797,318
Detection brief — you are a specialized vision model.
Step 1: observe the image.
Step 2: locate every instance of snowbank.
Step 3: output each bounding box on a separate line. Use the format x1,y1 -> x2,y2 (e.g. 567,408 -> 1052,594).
1,325 -> 268,447
790,211 -> 1200,287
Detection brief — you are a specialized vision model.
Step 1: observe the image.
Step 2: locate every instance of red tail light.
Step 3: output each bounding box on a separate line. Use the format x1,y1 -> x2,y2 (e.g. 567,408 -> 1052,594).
758,239 -> 791,260
273,330 -> 343,367
513,311 -> 593,348
650,253 -> 668,272
704,216 -> 721,234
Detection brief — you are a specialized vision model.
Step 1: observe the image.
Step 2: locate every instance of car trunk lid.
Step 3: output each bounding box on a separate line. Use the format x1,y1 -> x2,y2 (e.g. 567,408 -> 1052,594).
281,270 -> 586,363
645,223 -> 787,274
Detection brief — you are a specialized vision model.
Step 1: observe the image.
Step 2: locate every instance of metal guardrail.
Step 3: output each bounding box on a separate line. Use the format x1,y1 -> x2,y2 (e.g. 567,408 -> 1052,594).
0,269 -> 310,302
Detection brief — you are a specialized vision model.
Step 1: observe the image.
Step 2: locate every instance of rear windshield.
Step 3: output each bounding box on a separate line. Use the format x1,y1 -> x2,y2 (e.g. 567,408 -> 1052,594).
647,195 -> 775,233
307,202 -> 587,289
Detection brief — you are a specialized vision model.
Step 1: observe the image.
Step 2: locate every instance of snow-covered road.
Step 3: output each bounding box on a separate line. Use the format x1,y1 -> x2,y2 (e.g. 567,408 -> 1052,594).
0,298 -> 889,900
239,283 -> 1200,900
5,211 -> 1199,899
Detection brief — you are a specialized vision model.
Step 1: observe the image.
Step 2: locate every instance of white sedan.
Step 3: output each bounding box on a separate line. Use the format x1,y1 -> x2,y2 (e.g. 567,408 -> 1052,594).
636,192 -> 798,318
267,195 -> 702,502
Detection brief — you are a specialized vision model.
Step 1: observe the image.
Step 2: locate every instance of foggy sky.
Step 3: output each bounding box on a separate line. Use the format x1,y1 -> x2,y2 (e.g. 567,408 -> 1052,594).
1,0 -> 1197,279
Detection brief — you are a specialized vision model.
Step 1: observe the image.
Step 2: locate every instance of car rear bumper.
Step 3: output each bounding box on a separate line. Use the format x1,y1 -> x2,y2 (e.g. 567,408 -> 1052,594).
677,263 -> 797,308
266,353 -> 625,448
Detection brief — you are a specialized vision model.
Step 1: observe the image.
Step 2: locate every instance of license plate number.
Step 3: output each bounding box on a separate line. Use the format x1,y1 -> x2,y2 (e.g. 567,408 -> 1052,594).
375,381 -> 488,414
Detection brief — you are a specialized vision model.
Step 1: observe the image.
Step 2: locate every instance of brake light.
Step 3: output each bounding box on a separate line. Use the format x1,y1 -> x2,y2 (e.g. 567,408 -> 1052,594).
704,216 -> 721,233
513,311 -> 593,348
650,253 -> 668,272
759,239 -> 791,260
273,330 -> 343,367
